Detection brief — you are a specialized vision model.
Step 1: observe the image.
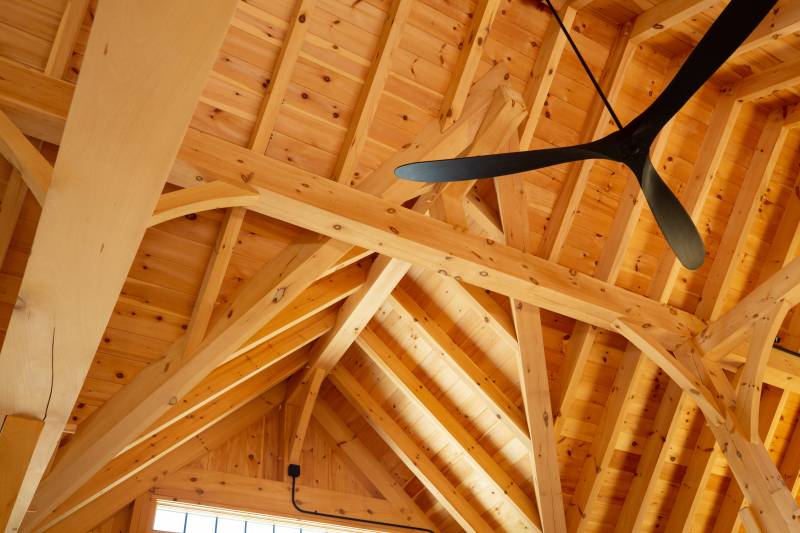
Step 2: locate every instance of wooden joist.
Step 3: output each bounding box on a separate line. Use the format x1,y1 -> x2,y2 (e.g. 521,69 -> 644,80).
387,287 -> 529,443
518,6 -> 577,149
332,0 -> 412,184
560,121 -> 676,532
536,21 -> 634,261
0,2 -> 240,531
182,207 -> 247,353
357,325 -> 542,531
696,109 -> 788,320
629,0 -> 719,45
249,0 -> 318,153
734,59 -> 800,101
330,366 -> 494,533
712,386 -> 788,533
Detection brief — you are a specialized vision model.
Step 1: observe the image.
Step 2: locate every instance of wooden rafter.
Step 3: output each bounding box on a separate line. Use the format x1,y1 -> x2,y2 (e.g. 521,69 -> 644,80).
249,0 -> 318,153
562,118 -> 677,532
518,6 -> 577,150
312,401 -> 439,532
0,109 -> 51,204
713,386 -> 788,533
0,2 -> 239,530
330,365 -> 494,532
439,0 -> 502,130
332,0 -> 412,184
387,287 -> 529,443
282,253 -> 411,466
181,206 -> 246,353
357,324 -> 542,531
495,133 -> 566,531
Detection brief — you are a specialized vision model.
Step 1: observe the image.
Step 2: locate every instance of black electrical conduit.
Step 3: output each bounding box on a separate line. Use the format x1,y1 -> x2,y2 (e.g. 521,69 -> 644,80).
288,464 -> 435,533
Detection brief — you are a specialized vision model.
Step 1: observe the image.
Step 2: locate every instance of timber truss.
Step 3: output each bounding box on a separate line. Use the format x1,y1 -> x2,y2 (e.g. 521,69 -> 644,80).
1,1 -> 800,532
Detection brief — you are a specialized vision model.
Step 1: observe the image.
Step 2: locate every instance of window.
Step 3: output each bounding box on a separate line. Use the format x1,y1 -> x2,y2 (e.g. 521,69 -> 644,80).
153,502 -> 373,533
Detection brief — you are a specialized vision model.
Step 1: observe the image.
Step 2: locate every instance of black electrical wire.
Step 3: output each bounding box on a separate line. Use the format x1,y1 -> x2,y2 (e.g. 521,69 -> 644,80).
773,344 -> 800,358
288,465 -> 434,533
543,0 -> 624,131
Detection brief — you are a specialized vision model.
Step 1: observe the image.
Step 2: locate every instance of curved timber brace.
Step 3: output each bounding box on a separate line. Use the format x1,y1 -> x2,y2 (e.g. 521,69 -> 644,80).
615,318 -> 800,532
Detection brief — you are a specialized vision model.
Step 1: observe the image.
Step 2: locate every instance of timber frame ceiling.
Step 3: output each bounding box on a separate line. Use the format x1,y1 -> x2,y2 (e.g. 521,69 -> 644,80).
1,0 -> 800,532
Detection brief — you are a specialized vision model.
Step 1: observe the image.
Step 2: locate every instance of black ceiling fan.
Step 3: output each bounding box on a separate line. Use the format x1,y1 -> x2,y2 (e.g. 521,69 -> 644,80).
394,0 -> 778,270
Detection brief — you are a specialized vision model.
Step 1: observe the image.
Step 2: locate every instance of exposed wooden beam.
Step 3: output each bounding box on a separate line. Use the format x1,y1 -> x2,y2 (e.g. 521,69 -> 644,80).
156,469 -> 418,532
734,59 -> 800,101
736,302 -> 791,441
559,117 -> 683,532
282,252 -> 412,465
735,1 -> 800,56
44,0 -> 89,79
0,0 -> 83,267
648,88 -> 741,295
182,207 -> 246,353
696,108 -> 788,321
0,110 -> 51,204
330,366 -> 494,532
439,0 -> 502,130
614,379 -> 685,533
433,87 -> 526,228
697,256 -> 800,361
312,401 -> 439,532
249,0 -> 318,153
31,233 -> 352,526
142,310 -> 334,440
43,394 -> 280,533
148,183 -> 257,228
0,416 -> 44,530
0,57 -> 72,145
495,133 -> 566,532
0,2 -> 239,530
629,0 -> 719,45
127,493 -> 157,533
387,287 -> 529,443
357,325 -> 542,531
617,324 -> 800,532
205,135 -> 704,342
332,0 -> 412,184
0,168 -> 28,270
712,386 -> 788,533
31,66 -> 507,522
518,6 -> 577,149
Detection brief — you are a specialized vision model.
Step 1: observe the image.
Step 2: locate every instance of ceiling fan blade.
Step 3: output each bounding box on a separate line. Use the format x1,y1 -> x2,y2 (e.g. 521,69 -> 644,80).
395,143 -> 607,182
629,155 -> 704,270
626,0 -> 777,142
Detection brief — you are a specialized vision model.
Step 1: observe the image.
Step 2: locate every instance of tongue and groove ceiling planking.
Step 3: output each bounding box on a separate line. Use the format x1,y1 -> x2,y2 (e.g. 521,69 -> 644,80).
0,0 -> 799,532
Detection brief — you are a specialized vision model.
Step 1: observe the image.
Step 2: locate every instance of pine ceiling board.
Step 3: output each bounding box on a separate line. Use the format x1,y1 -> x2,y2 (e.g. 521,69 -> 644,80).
0,0 -> 61,43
